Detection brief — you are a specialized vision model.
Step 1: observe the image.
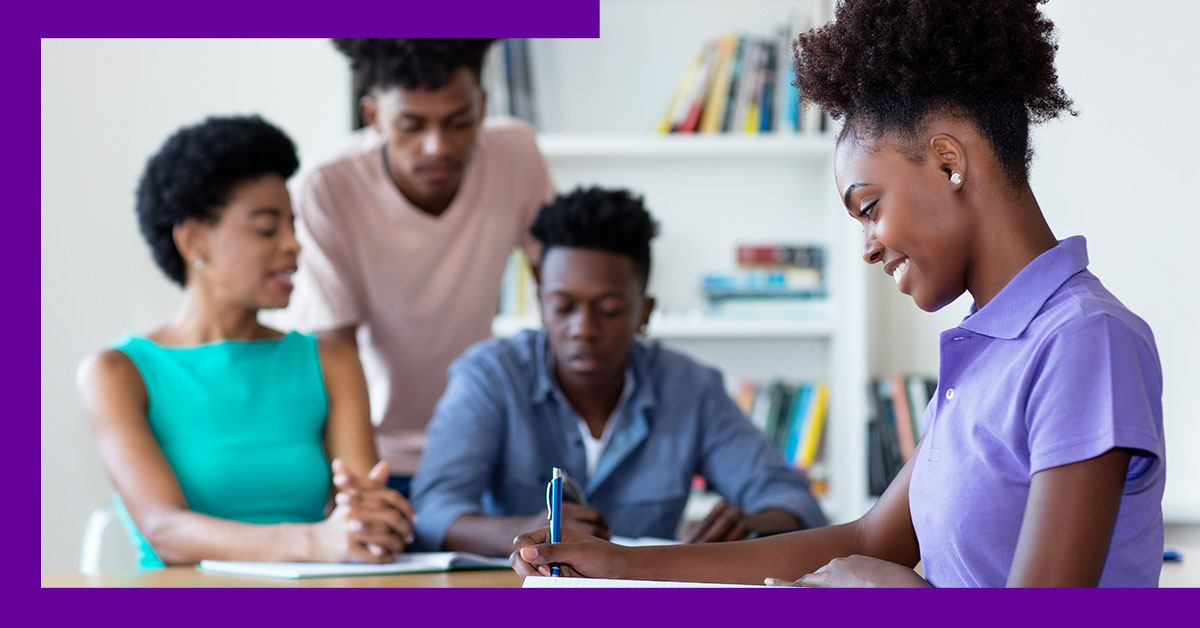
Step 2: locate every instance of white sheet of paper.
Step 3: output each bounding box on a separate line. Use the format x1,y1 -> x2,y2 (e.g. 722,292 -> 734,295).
609,535 -> 680,547
523,576 -> 762,588
198,551 -> 509,579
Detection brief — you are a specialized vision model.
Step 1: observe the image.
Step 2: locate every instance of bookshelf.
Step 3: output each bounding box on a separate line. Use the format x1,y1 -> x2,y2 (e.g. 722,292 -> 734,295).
493,0 -> 873,524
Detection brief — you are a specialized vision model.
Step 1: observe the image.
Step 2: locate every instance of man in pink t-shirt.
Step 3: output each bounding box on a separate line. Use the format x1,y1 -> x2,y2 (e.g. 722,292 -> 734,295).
282,39 -> 555,494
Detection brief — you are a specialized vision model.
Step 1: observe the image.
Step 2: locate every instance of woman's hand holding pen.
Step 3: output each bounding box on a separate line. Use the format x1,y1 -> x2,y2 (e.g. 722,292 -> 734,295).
764,554 -> 931,588
510,526 -> 629,578
312,458 -> 415,563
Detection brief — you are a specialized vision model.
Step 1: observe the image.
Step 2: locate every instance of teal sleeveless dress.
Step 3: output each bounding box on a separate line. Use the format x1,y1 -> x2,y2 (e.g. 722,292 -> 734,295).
110,331 -> 332,568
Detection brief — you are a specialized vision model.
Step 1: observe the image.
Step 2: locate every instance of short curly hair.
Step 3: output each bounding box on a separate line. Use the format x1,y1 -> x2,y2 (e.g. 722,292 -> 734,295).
793,0 -> 1076,184
530,187 -> 660,288
332,38 -> 496,92
135,115 -> 299,286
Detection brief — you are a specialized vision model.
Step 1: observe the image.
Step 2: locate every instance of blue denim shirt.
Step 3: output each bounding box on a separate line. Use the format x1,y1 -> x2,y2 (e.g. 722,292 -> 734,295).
411,329 -> 826,552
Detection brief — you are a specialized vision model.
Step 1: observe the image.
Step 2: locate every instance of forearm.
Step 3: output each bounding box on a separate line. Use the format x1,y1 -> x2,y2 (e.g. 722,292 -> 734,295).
142,509 -> 316,565
627,520 -> 866,584
444,513 -> 540,557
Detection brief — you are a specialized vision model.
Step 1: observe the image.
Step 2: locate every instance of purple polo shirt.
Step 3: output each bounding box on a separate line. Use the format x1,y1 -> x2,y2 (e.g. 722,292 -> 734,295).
908,236 -> 1164,587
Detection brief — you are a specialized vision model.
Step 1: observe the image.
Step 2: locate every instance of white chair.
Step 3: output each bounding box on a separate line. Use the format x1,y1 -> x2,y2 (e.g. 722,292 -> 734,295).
79,503 -> 136,573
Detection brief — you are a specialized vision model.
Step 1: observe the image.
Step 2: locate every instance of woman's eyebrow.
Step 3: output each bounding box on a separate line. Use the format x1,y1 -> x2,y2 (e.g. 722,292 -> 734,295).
842,182 -> 868,209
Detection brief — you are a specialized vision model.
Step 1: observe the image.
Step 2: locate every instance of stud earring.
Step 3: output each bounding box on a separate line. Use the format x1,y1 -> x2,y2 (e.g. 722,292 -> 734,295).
950,172 -> 962,185
194,258 -> 205,269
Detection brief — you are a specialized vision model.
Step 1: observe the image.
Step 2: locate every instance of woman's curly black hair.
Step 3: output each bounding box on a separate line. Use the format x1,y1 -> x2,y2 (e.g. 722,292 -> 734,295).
794,0 -> 1076,184
135,115 -> 299,287
332,38 -> 496,92
530,187 -> 660,288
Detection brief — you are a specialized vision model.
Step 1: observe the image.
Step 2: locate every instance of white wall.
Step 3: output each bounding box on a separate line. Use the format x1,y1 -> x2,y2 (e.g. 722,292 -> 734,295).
40,39 -> 352,573
40,1 -> 1200,573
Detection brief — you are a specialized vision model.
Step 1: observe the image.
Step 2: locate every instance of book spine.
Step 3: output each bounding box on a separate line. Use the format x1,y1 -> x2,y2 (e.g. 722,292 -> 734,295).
890,373 -> 915,461
699,34 -> 737,134
657,49 -> 704,134
799,381 -> 829,468
722,37 -> 747,133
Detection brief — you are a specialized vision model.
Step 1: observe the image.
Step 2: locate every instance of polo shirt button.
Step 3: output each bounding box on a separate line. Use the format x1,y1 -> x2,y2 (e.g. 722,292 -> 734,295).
945,387 -> 956,400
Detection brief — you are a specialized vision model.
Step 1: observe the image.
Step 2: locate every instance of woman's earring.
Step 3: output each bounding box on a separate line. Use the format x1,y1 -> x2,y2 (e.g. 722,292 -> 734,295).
194,258 -> 205,269
950,172 -> 962,185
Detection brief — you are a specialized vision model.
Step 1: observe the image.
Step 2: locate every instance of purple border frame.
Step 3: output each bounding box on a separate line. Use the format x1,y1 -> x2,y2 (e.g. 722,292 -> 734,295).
25,0 -> 1195,624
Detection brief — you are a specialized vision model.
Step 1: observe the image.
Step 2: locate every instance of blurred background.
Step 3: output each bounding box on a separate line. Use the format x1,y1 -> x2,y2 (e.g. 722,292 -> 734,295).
42,0 -> 1200,573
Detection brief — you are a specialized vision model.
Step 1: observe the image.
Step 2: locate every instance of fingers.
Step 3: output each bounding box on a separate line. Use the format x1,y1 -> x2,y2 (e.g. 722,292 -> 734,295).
349,505 -> 414,544
510,550 -> 543,577
764,577 -> 804,587
380,490 -> 416,522
561,504 -> 611,540
684,501 -> 731,543
566,520 -> 609,539
353,522 -> 405,553
512,527 -> 550,551
367,459 -> 390,483
517,543 -> 557,567
721,518 -> 749,542
688,504 -> 743,543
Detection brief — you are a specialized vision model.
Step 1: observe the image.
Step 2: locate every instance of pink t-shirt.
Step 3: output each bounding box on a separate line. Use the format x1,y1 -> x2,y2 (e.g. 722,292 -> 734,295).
283,118 -> 554,474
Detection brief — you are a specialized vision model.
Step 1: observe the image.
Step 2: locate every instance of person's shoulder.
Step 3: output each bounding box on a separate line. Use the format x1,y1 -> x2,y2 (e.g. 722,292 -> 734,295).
1035,270 -> 1156,351
76,346 -> 146,407
637,339 -> 724,390
456,329 -> 541,367
292,129 -> 383,197
479,116 -> 541,157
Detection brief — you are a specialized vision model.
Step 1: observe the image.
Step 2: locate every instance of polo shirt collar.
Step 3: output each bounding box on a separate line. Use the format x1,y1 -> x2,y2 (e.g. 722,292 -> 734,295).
957,236 -> 1089,339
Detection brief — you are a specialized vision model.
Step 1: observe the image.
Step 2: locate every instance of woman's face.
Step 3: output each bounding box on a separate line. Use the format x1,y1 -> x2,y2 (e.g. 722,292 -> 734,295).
186,173 -> 300,310
834,132 -> 974,312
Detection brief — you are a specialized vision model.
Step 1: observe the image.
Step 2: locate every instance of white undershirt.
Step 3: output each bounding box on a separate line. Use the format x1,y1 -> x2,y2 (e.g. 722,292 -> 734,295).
574,370 -> 635,479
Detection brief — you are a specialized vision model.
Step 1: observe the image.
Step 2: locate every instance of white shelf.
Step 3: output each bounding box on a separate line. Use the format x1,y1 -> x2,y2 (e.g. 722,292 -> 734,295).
537,133 -> 836,160
492,313 -> 835,340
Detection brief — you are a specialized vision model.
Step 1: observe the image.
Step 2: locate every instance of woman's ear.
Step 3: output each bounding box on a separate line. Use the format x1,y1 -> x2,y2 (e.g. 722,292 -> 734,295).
930,134 -> 968,189
173,220 -> 207,271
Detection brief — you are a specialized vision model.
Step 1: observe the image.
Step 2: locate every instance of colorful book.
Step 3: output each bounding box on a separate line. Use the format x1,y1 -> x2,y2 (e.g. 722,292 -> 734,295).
675,42 -> 717,133
798,381 -> 829,469
890,373 -> 915,461
906,375 -> 933,441
657,49 -> 706,134
699,34 -> 738,134
783,383 -> 813,466
721,37 -> 748,133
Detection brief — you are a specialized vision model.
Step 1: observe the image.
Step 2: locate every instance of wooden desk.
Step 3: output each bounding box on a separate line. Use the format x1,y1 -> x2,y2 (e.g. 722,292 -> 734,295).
43,546 -> 1199,587
42,567 -> 523,588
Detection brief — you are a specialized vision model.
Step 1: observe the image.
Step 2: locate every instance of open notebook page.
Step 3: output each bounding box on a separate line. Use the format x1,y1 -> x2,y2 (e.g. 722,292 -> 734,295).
523,576 -> 763,588
198,551 -> 509,579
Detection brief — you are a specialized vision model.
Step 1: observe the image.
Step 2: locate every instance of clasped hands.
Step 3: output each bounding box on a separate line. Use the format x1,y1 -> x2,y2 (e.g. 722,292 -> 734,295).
314,458 -> 415,563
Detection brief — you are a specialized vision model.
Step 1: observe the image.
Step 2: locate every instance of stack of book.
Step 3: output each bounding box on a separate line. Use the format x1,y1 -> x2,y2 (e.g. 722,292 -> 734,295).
482,39 -> 538,127
656,14 -> 828,135
867,374 -> 938,496
701,244 -> 826,318
497,248 -> 538,320
734,379 -> 830,497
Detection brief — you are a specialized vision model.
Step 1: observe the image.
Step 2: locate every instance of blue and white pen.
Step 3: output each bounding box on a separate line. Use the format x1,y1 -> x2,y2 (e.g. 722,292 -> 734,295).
546,467 -> 564,576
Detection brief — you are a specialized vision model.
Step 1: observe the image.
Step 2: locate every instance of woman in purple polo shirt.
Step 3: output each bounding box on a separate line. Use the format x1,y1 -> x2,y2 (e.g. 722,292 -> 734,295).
509,0 -> 1165,587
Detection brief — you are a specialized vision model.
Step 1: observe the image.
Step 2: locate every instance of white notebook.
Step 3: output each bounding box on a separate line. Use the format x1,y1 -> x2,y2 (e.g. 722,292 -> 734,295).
523,576 -> 762,588
198,552 -> 509,579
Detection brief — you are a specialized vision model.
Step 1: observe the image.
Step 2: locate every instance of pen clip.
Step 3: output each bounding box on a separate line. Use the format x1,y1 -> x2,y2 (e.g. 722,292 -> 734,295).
545,480 -> 553,520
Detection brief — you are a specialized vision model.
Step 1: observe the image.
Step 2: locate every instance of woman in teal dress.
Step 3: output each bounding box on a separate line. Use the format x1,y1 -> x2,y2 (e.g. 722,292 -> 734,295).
76,116 -> 413,568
